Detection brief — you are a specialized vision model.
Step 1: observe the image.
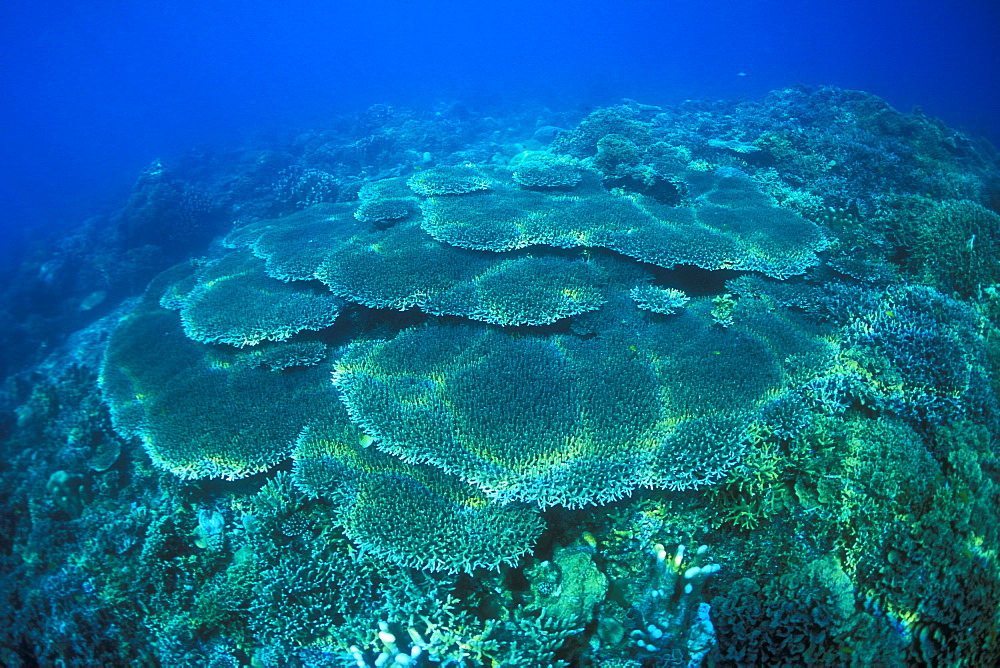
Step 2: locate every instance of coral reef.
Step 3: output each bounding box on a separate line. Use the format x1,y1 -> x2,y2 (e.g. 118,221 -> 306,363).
292,404 -> 544,573
3,89 -> 1000,665
511,153 -> 584,189
163,250 -> 344,347
420,165 -> 828,279
630,285 -> 690,314
407,164 -> 493,196
315,217 -> 612,325
100,266 -> 344,480
335,299 -> 834,508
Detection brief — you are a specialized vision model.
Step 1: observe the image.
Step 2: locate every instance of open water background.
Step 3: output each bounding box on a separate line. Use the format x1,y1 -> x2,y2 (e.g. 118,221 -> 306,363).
0,0 -> 997,269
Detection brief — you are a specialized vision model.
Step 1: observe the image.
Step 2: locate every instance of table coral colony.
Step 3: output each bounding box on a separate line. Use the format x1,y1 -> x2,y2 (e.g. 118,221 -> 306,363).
85,89 -> 1000,665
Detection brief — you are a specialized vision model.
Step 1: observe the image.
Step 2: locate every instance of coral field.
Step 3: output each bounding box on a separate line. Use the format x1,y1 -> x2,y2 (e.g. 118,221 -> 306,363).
2,88 -> 1000,666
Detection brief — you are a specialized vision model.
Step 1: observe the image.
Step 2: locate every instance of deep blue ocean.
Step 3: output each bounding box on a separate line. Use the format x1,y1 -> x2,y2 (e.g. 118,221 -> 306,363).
1,0 -> 997,269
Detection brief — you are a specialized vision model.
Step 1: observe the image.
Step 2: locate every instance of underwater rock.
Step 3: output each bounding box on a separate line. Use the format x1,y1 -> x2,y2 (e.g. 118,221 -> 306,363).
46,470 -> 88,517
526,544 -> 609,627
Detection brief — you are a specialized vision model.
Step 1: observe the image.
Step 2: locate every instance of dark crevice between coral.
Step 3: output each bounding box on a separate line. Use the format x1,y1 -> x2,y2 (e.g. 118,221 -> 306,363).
603,175 -> 681,204
187,461 -> 293,501
645,263 -> 743,297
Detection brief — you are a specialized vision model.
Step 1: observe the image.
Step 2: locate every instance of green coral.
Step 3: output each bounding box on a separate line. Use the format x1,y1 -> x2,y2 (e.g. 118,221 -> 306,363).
511,153 -> 584,189
235,340 -> 330,371
341,468 -> 543,573
354,198 -> 414,226
702,401 -> 1000,665
72,94 -> 1000,665
100,266 -> 343,479
224,202 -> 362,282
550,104 -> 655,158
406,164 -> 493,195
630,284 -> 689,314
710,555 -> 906,665
292,404 -> 544,573
595,133 -> 645,174
710,293 -> 737,327
162,250 -> 344,347
228,192 -> 627,327
335,298 -> 834,508
425,255 -> 609,325
421,166 -> 827,278
848,419 -> 1000,665
525,543 -> 608,627
900,197 -> 1000,297
316,216 -> 613,325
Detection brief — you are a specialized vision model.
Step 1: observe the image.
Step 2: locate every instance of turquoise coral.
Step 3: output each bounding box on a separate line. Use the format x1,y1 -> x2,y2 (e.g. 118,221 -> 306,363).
292,403 -> 544,572
37,92 -> 998,665
163,250 -> 344,347
316,217 -> 613,325
511,153 -> 584,189
630,284 -> 689,314
420,166 -> 827,278
406,164 -> 493,195
100,266 -> 344,479
334,298 -> 834,508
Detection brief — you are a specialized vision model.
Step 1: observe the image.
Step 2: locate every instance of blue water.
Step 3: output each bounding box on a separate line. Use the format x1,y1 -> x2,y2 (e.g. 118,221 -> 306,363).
0,0 -> 997,267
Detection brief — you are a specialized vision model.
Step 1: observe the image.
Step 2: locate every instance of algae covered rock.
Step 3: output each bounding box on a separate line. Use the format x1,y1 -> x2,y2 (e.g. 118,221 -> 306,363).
526,544 -> 608,626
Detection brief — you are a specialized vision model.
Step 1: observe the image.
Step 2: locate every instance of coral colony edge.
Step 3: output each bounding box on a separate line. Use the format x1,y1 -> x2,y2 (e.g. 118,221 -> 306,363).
3,86 -> 1000,666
